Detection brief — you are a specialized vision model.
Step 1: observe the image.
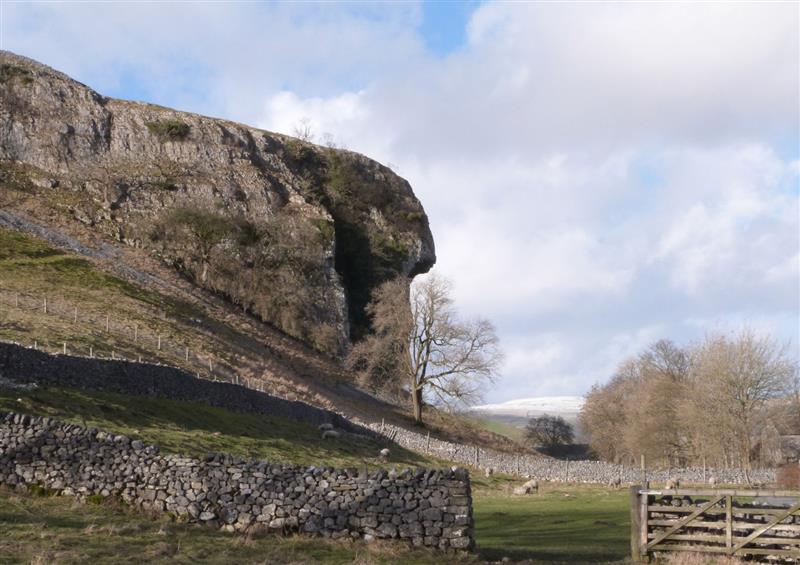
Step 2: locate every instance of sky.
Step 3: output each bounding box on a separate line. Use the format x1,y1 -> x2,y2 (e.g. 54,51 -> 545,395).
2,1 -> 798,403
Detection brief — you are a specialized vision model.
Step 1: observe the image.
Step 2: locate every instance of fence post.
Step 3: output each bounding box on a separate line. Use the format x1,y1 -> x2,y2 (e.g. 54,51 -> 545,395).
33,340 -> 37,350
426,431 -> 431,452
134,324 -> 138,342
105,314 -> 110,332
474,446 -> 479,466
62,342 -> 66,355
157,335 -> 161,350
89,346 -> 93,358
185,346 -> 189,361
73,307 -> 77,323
111,350 -> 115,360
565,459 -> 570,482
703,456 -> 707,483
641,454 -> 647,487
43,297 -> 48,314
516,454 -> 521,475
14,292 -> 19,307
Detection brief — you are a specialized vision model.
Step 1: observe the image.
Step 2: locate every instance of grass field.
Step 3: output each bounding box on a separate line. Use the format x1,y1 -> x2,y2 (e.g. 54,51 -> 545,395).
0,385 -> 635,563
473,483 -> 630,563
0,479 -> 631,564
0,485 -> 477,565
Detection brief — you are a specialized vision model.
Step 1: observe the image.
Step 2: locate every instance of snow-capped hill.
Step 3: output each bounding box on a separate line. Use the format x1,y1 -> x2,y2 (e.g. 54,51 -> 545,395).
471,396 -> 585,417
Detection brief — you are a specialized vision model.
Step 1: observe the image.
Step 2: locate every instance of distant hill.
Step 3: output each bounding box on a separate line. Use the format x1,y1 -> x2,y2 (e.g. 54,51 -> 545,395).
469,396 -> 586,442
472,396 -> 585,417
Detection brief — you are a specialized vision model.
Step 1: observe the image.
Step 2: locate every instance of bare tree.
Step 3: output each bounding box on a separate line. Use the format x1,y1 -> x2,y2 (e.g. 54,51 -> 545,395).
580,361 -> 639,464
349,273 -> 502,425
688,330 -> 795,475
790,366 -> 800,434
292,117 -> 315,142
525,414 -> 574,447
580,331 -> 795,470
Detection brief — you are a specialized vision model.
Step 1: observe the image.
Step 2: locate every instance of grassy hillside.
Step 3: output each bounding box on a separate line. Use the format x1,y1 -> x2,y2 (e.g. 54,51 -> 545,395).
0,226 -> 522,454
464,415 -> 525,443
0,227 -> 275,385
0,386 -> 439,470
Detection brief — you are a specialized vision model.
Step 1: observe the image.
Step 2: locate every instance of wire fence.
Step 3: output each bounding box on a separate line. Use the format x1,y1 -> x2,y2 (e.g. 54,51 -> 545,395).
0,286 -> 257,387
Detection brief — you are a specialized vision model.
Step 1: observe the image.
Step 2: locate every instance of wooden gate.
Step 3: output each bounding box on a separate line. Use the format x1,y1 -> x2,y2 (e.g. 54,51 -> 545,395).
631,486 -> 800,562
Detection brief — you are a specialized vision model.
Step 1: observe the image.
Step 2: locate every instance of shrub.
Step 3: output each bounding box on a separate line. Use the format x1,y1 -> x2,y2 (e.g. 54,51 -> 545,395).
145,119 -> 191,141
0,64 -> 33,85
149,178 -> 178,191
314,219 -> 335,248
284,139 -> 323,173
404,211 -> 426,223
27,483 -> 53,497
85,494 -> 106,505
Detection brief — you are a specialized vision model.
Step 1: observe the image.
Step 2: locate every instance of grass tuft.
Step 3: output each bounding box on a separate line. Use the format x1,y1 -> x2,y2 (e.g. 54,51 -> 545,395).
145,119 -> 191,141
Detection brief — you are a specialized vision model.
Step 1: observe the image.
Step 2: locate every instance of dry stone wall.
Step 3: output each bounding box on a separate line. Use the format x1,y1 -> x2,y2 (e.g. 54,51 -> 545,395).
369,422 -> 776,487
0,411 -> 474,551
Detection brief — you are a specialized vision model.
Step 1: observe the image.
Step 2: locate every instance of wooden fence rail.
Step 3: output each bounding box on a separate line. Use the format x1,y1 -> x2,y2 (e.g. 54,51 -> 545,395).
631,486 -> 800,562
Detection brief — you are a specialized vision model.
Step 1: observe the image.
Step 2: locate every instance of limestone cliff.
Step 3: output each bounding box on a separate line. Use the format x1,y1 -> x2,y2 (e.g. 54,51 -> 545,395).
0,51 -> 435,353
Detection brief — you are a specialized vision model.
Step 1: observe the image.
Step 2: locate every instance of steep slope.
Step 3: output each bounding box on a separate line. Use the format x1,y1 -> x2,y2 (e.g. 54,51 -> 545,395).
0,51 -> 435,353
0,52 -> 521,455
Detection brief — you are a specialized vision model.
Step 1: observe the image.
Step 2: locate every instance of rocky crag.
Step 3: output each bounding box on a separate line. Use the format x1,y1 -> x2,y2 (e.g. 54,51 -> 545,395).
0,51 -> 435,354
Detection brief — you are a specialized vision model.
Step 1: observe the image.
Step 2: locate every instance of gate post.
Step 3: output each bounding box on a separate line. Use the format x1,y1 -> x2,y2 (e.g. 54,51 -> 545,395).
631,485 -> 642,562
631,485 -> 650,563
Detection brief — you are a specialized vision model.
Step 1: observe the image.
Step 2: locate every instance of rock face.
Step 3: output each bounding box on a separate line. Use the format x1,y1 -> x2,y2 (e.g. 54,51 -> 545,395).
0,51 -> 435,352
0,411 -> 474,551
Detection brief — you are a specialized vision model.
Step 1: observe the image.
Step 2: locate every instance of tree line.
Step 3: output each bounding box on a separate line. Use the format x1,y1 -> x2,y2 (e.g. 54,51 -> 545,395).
579,331 -> 799,473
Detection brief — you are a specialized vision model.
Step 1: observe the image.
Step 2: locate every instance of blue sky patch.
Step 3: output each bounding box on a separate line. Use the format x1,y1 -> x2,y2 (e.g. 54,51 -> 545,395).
419,1 -> 481,57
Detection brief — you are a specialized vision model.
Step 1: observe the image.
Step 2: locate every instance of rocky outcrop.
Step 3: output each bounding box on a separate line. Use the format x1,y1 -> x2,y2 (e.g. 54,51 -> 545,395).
0,411 -> 474,551
0,51 -> 435,352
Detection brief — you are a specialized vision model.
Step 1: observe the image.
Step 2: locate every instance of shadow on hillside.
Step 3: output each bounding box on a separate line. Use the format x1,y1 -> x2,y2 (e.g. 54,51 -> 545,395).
0,386 -> 434,469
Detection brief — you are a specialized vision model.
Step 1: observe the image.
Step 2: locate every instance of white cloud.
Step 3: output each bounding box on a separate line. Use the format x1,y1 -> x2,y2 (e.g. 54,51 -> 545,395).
261,91 -> 369,148
4,2 -> 798,402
